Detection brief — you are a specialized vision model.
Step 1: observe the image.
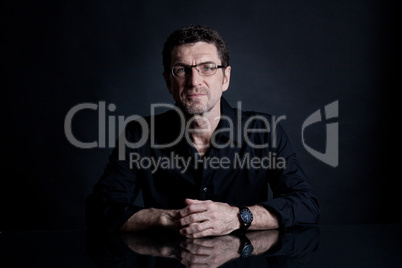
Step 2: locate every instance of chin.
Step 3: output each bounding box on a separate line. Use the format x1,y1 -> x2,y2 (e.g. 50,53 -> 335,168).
185,107 -> 207,115
184,103 -> 208,115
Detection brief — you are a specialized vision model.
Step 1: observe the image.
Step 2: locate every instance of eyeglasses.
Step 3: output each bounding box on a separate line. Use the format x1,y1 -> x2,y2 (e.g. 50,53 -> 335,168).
171,62 -> 225,78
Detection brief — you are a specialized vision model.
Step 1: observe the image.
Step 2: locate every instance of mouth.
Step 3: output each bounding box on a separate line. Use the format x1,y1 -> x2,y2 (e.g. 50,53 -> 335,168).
184,89 -> 208,99
187,93 -> 207,98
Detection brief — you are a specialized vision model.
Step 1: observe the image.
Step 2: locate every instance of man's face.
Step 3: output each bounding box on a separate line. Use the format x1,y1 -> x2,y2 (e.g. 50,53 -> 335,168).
164,42 -> 231,116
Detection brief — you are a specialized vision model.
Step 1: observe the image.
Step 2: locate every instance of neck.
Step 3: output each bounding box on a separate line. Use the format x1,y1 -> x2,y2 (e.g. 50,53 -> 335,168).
185,105 -> 221,156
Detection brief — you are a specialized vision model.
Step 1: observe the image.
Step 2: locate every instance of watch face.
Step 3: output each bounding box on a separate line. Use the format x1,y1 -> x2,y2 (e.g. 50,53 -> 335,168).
242,244 -> 254,258
240,208 -> 253,224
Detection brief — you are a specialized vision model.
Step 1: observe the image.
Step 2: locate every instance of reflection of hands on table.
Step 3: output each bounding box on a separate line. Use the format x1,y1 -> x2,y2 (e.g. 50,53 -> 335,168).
179,235 -> 241,268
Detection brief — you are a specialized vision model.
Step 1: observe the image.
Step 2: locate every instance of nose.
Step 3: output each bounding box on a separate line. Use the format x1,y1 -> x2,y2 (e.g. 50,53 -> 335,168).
186,66 -> 202,87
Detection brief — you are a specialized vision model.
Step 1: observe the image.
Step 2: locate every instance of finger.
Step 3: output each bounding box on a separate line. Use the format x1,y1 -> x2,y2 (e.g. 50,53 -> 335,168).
187,238 -> 217,248
187,228 -> 216,238
180,240 -> 214,255
180,260 -> 210,268
180,211 -> 209,226
179,202 -> 209,217
180,250 -> 209,267
185,198 -> 205,205
180,221 -> 211,235
180,222 -> 216,238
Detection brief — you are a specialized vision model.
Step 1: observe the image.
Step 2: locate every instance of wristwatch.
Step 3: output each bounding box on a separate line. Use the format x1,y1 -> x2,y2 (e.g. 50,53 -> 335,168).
237,233 -> 254,258
238,206 -> 253,231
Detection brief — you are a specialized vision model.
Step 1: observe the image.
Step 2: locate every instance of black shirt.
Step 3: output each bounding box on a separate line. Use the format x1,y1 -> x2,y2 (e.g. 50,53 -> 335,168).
86,98 -> 320,231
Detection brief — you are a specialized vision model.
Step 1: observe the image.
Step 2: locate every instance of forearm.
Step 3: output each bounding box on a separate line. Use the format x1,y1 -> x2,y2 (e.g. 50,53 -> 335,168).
248,205 -> 279,230
120,208 -> 180,232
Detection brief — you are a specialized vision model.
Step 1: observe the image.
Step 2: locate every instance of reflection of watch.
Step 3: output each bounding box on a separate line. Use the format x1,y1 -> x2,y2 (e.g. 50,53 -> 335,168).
238,206 -> 253,231
238,234 -> 254,258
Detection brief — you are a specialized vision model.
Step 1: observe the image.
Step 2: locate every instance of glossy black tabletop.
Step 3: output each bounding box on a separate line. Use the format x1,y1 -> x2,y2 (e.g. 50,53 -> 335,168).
1,224 -> 401,267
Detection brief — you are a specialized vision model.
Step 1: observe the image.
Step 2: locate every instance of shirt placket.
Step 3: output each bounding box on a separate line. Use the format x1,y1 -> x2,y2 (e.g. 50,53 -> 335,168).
198,146 -> 220,200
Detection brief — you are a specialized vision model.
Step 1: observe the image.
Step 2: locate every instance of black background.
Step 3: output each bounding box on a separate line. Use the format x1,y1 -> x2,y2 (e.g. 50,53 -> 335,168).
2,0 -> 396,230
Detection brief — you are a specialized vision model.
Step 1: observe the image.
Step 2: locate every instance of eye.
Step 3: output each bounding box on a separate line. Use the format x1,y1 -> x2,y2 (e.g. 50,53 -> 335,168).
202,64 -> 215,72
175,67 -> 186,73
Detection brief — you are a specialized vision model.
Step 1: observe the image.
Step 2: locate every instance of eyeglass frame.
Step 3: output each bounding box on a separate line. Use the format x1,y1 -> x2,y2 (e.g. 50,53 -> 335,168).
170,62 -> 226,78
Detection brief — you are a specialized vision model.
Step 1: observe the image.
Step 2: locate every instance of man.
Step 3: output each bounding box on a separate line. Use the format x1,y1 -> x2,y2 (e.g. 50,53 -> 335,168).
86,25 -> 320,238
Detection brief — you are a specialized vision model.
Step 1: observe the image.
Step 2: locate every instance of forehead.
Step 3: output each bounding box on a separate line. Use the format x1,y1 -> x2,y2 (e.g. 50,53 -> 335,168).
170,42 -> 220,65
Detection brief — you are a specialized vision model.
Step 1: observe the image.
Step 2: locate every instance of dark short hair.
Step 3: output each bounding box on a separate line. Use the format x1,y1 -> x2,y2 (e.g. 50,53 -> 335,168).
162,25 -> 230,74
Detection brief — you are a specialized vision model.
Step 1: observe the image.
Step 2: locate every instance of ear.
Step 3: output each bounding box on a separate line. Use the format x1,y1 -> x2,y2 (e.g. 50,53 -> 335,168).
163,71 -> 172,94
222,66 -> 231,92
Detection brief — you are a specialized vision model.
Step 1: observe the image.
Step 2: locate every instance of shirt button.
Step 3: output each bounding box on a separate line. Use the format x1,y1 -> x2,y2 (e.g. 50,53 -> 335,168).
202,187 -> 208,192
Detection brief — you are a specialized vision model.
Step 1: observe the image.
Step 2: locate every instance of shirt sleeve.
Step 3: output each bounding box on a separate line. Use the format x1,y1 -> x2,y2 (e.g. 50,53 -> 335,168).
85,124 -> 144,231
259,123 -> 320,228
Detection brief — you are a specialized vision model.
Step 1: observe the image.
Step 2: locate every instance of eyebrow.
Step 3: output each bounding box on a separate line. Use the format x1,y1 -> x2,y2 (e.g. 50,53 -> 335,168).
173,61 -> 216,67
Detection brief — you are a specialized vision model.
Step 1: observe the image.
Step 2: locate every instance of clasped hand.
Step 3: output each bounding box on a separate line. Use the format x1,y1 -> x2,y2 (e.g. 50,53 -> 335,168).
176,198 -> 240,238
